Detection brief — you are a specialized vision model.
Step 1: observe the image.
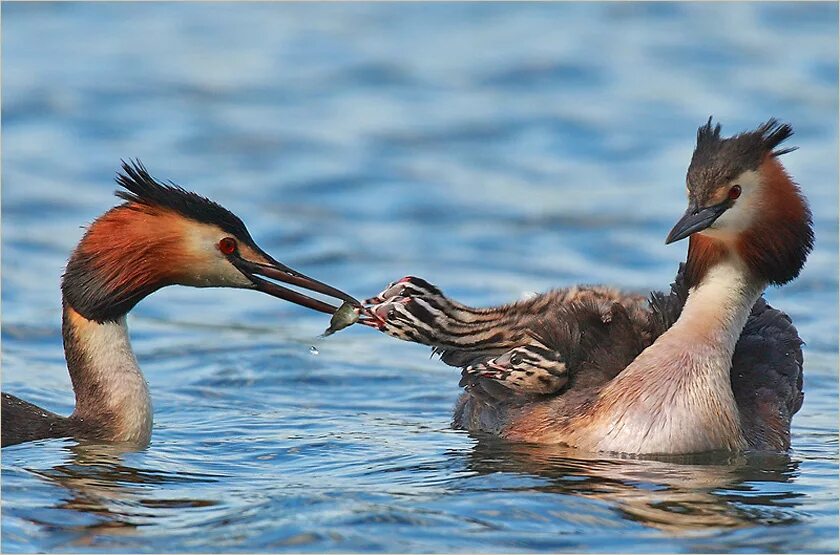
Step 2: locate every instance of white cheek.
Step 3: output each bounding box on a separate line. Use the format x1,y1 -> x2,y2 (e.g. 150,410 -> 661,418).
182,226 -> 252,287
702,170 -> 763,238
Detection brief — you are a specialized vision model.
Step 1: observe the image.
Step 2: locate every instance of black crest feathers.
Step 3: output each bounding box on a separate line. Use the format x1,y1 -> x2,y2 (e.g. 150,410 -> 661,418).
696,116 -> 722,145
756,119 -> 797,158
688,118 -> 798,196
693,117 -> 797,165
115,159 -> 252,240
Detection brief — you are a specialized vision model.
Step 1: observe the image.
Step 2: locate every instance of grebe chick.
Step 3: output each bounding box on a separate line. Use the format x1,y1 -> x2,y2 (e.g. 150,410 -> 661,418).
363,276 -> 650,368
458,300 -> 646,396
364,119 -> 812,455
2,161 -> 359,448
461,343 -> 570,395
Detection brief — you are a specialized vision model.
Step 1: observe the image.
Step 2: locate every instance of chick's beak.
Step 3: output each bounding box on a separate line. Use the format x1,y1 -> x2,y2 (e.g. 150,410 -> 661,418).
232,253 -> 360,314
665,200 -> 729,245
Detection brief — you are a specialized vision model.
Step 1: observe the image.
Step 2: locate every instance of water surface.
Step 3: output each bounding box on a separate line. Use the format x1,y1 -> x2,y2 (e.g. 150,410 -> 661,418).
2,3 -> 837,553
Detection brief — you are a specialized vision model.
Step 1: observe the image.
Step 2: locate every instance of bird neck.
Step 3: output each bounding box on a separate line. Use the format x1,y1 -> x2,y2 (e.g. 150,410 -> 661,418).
670,253 -> 765,355
590,249 -> 764,454
62,302 -> 152,445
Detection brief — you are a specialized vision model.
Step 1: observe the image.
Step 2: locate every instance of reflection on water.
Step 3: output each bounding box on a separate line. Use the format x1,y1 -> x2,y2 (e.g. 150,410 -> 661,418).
462,438 -> 803,534
16,438 -> 805,548
20,442 -> 222,548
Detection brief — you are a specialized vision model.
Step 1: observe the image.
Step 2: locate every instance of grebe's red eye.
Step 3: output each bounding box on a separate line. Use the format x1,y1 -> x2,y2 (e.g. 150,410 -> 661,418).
728,185 -> 742,200
218,237 -> 237,255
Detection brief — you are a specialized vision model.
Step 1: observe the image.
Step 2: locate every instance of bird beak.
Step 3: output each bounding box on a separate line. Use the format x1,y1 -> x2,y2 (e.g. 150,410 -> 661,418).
665,201 -> 729,244
232,254 -> 360,315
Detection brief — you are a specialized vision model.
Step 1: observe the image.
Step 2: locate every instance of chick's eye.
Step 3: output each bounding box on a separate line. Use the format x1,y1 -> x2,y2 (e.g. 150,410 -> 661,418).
218,237 -> 237,255
728,185 -> 742,200
509,354 -> 522,366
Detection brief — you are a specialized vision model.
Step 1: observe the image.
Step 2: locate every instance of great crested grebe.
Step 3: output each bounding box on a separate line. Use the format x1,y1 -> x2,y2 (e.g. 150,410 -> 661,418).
2,161 -> 359,448
362,119 -> 813,455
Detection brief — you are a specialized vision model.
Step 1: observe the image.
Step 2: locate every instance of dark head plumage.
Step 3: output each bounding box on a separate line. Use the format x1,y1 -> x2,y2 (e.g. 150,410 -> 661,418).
680,119 -> 813,287
115,160 -> 253,242
688,118 -> 796,203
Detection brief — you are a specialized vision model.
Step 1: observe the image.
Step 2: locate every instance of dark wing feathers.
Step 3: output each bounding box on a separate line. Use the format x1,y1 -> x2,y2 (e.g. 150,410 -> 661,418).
647,263 -> 690,338
731,297 -> 805,450
1,393 -> 72,447
530,301 -> 647,390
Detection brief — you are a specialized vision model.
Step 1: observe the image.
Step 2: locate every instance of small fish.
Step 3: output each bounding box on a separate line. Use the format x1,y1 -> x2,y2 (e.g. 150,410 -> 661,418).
321,301 -> 361,337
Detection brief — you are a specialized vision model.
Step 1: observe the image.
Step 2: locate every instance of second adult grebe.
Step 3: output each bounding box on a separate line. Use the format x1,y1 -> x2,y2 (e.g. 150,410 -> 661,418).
362,119 -> 812,455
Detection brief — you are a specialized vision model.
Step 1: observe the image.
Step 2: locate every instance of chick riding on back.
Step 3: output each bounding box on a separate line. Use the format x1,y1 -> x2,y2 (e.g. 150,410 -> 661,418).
362,119 -> 812,455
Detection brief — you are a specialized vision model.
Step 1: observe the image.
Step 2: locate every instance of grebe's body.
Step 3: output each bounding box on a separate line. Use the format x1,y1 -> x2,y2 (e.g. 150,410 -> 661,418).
363,119 -> 812,455
2,162 -> 358,448
452,270 -> 804,453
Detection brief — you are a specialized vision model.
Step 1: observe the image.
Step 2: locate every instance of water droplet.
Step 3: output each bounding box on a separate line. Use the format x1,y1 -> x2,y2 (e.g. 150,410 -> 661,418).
309,346 -> 319,356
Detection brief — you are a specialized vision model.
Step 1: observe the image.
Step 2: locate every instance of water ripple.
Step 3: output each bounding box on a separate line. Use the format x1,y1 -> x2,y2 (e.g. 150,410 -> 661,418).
2,2 -> 837,553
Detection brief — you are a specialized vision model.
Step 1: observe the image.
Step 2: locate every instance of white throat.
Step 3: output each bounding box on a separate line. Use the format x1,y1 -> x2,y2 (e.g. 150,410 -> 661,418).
67,312 -> 153,445
590,255 -> 765,454
671,256 -> 764,351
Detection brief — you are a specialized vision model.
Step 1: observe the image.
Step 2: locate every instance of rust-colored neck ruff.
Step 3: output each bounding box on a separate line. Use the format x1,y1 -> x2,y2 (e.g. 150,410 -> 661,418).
684,234 -> 730,289
62,204 -> 185,322
736,157 -> 813,285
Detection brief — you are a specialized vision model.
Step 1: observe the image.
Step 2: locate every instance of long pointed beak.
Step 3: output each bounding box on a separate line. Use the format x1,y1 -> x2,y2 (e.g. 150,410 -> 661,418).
232,255 -> 360,315
665,201 -> 729,244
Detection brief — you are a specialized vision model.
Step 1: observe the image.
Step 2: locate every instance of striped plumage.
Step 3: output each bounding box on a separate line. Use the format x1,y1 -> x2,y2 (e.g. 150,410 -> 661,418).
365,277 -> 651,369
460,342 -> 571,395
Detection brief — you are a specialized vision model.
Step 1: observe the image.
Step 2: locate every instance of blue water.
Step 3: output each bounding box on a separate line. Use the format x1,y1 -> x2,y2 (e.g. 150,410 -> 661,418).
2,2 -> 837,553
